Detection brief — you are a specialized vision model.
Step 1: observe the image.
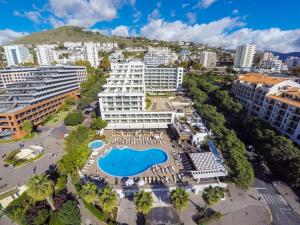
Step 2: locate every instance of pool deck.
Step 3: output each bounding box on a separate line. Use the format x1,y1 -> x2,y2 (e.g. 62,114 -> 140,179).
81,130 -> 224,191
82,130 -> 187,186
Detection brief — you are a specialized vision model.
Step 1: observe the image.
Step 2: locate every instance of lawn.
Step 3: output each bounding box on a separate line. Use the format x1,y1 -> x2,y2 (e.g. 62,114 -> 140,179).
0,132 -> 36,144
43,109 -> 71,126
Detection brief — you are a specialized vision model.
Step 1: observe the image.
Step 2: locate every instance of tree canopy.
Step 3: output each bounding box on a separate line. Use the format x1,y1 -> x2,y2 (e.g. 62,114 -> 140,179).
170,188 -> 189,211
134,190 -> 153,215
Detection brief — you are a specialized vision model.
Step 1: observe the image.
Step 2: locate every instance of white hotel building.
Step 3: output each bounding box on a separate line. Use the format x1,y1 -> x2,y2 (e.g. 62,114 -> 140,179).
232,74 -> 300,145
98,61 -> 184,129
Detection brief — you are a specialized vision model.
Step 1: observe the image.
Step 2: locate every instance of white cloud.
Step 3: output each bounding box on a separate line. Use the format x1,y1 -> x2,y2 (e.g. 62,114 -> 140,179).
232,9 -> 239,14
133,10 -> 142,23
148,9 -> 160,21
139,17 -> 300,52
111,25 -> 129,37
0,29 -> 29,45
182,3 -> 189,8
48,0 -> 132,27
186,12 -> 197,25
170,10 -> 176,17
195,0 -> 218,9
14,10 -> 43,24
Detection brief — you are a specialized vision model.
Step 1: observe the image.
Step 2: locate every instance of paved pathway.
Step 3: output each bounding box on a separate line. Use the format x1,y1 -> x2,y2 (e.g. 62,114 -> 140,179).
0,126 -> 65,192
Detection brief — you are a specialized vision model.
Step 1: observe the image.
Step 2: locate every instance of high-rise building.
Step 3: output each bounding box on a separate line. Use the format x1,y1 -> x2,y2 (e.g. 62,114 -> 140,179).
4,45 -> 33,66
144,47 -> 178,67
36,44 -> 58,65
254,52 -> 282,71
0,65 -> 87,139
234,44 -> 256,68
199,51 -> 217,68
231,73 -> 300,145
98,61 -> 178,129
84,43 -> 99,67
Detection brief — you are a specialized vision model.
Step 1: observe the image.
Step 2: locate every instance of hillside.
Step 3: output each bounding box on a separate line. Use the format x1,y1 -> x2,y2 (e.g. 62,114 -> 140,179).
271,51 -> 300,61
12,26 -> 137,45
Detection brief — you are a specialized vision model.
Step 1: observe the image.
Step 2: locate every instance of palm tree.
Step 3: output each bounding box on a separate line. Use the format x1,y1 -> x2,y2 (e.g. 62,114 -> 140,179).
27,174 -> 55,210
170,188 -> 189,212
134,190 -> 153,215
202,186 -> 226,206
98,187 -> 117,216
79,182 -> 97,204
21,120 -> 33,135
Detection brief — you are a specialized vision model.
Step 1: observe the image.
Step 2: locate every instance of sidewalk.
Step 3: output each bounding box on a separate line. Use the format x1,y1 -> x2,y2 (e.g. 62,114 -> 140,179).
273,181 -> 300,216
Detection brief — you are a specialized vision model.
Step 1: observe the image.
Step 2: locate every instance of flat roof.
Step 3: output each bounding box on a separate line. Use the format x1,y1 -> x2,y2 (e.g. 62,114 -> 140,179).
267,95 -> 300,108
148,97 -> 174,112
238,73 -> 288,85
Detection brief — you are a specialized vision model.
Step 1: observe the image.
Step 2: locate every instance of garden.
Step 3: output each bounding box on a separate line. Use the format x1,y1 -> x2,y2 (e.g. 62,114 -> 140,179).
3,149 -> 44,167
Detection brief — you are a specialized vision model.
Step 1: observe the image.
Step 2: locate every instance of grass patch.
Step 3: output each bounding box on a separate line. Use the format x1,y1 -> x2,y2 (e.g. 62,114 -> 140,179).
0,132 -> 36,144
43,108 -> 71,126
84,202 -> 104,221
146,97 -> 151,110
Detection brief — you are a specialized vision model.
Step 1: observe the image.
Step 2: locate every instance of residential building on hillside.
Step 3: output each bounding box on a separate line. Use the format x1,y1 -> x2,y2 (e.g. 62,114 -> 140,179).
254,52 -> 282,72
84,42 -> 99,67
199,51 -> 217,68
98,61 -> 177,129
36,44 -> 58,65
285,56 -> 300,68
4,45 -> 33,66
0,67 -> 37,89
234,44 -> 256,69
64,42 -> 82,49
144,47 -> 178,67
232,73 -> 300,144
144,67 -> 183,92
0,65 -> 87,139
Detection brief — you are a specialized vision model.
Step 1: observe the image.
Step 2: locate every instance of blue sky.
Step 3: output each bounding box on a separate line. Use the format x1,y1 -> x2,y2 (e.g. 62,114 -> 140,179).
0,0 -> 300,52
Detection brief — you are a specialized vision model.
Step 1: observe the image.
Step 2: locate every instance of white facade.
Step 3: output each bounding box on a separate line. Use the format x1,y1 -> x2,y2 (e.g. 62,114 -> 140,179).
232,74 -> 300,145
144,67 -> 183,92
98,61 -> 176,129
4,45 -> 33,66
84,43 -> 99,67
255,52 -> 282,72
36,45 -> 58,65
285,56 -> 300,68
144,47 -> 178,67
199,51 -> 217,68
234,44 -> 256,68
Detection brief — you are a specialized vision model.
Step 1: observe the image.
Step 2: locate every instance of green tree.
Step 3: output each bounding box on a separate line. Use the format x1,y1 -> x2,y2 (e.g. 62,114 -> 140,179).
55,175 -> 67,191
90,118 -> 108,130
98,187 -> 118,215
64,111 -> 84,126
32,208 -> 49,225
27,174 -> 55,210
0,204 -> 3,219
202,186 -> 226,206
58,201 -> 81,225
170,188 -> 189,212
64,96 -> 75,106
134,190 -> 153,215
79,182 -> 97,204
100,57 -> 111,71
75,60 -> 91,68
21,120 -> 33,135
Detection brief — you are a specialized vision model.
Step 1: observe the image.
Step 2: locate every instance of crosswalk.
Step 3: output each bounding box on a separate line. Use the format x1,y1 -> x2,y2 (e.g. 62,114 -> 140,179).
260,193 -> 287,206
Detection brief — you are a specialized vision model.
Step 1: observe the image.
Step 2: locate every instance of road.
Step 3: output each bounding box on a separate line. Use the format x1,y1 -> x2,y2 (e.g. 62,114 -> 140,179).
0,125 -> 66,192
252,157 -> 300,225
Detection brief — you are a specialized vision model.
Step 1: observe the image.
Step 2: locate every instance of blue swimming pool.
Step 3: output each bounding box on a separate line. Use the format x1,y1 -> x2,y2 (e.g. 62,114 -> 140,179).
98,147 -> 168,177
88,140 -> 104,151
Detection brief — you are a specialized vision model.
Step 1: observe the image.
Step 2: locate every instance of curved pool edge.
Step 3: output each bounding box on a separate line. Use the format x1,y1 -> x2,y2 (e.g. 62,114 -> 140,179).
97,147 -> 169,177
88,140 -> 105,151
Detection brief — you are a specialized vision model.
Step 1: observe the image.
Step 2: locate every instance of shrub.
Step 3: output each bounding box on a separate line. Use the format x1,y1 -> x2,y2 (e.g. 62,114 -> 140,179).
30,208 -> 50,225
57,201 -> 81,225
64,111 -> 84,126
84,202 -> 104,221
90,118 -> 108,130
55,175 -> 67,192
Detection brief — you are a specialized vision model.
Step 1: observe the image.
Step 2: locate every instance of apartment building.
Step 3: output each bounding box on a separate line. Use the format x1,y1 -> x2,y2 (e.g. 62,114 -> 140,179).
4,45 -> 33,66
199,51 -> 217,68
144,47 -> 178,67
0,67 -> 37,89
234,44 -> 256,69
0,66 -> 87,139
144,67 -> 184,92
232,73 -> 300,144
84,43 -> 99,67
254,52 -> 282,72
98,61 -> 176,129
36,44 -> 58,65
